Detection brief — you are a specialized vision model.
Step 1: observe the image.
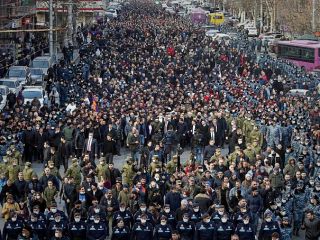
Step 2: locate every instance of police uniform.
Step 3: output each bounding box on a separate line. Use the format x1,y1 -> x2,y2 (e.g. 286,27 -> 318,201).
280,222 -> 292,240
159,211 -> 176,229
112,210 -> 133,227
293,185 -> 307,233
48,220 -> 68,239
68,220 -> 87,240
176,220 -> 195,240
194,220 -> 216,240
86,221 -> 108,240
28,220 -> 46,239
154,223 -> 172,240
3,219 -> 23,240
258,220 -> 281,240
215,221 -> 234,240
131,221 -> 153,240
46,210 -> 68,223
235,222 -> 255,240
111,225 -> 130,240
133,210 -> 154,225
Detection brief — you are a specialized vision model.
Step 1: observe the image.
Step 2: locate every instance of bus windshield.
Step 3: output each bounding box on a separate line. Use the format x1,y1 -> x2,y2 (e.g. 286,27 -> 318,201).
278,45 -> 315,63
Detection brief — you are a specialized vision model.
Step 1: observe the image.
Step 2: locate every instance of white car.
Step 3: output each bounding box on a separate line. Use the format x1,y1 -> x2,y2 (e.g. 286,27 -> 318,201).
22,86 -> 48,107
0,85 -> 9,111
0,78 -> 22,96
205,29 -> 220,37
212,33 -> 231,41
106,9 -> 118,18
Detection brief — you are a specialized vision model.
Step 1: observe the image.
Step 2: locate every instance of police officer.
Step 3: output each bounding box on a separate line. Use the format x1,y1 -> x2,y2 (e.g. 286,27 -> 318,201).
47,202 -> 68,224
131,213 -> 154,240
235,214 -> 255,240
258,212 -> 281,240
86,215 -> 108,240
133,202 -> 154,225
293,180 -> 307,236
51,228 -> 70,240
112,203 -> 133,228
176,213 -> 195,240
194,213 -> 216,240
68,212 -> 87,240
216,213 -> 234,240
159,204 -> 176,228
28,214 -> 46,239
210,204 -> 226,224
154,215 -> 172,240
280,216 -> 292,240
3,212 -> 23,240
17,224 -> 39,240
111,218 -> 130,240
30,205 -> 46,224
47,213 -> 68,239
189,203 -> 202,223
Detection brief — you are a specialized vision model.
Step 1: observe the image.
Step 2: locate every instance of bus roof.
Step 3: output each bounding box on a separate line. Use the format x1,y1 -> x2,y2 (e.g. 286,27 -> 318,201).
277,40 -> 320,49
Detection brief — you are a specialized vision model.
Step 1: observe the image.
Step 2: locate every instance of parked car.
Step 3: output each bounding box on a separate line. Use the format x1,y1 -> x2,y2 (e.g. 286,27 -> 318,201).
205,29 -> 220,37
106,9 -> 118,18
22,86 -> 48,107
0,85 -> 9,111
7,66 -> 30,85
0,78 -> 22,96
31,56 -> 55,80
30,68 -> 45,86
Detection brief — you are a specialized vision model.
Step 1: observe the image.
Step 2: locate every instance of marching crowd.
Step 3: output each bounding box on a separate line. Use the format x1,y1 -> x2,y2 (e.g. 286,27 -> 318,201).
0,0 -> 319,239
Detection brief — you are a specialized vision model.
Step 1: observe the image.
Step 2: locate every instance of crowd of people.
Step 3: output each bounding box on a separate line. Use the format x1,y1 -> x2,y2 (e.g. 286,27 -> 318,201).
0,0 -> 319,239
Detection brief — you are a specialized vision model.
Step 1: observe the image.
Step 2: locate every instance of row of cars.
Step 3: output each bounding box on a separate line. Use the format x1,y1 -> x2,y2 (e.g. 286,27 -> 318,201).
0,55 -> 54,111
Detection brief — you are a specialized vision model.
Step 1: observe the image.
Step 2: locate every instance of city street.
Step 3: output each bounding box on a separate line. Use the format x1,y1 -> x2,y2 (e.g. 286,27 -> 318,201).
0,0 -> 319,240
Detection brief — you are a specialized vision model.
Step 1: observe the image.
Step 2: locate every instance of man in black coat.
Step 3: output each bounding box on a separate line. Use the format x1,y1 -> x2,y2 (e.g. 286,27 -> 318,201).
23,125 -> 35,162
101,134 -> 116,164
83,132 -> 98,162
216,112 -> 227,147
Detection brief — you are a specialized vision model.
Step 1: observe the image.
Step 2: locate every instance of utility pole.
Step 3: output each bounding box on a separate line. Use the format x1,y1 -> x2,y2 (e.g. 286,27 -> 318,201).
49,0 -> 53,57
260,0 -> 263,33
312,0 -> 316,32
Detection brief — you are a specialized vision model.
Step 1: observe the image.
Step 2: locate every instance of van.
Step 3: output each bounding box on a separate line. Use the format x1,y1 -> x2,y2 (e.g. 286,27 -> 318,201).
31,56 -> 55,80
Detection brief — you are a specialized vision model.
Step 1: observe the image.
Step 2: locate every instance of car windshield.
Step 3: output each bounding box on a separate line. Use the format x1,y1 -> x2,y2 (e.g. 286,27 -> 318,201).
33,61 -> 49,68
0,81 -> 16,88
30,69 -> 43,75
23,90 -> 42,99
9,70 -> 25,78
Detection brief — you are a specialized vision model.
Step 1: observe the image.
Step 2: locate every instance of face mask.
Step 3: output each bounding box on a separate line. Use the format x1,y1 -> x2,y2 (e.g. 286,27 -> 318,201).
55,233 -> 60,238
120,208 -> 125,212
94,220 -> 100,224
141,219 -> 146,224
183,218 -> 188,223
276,203 -> 281,207
194,208 -> 199,212
36,196 -> 41,199
31,218 -> 37,222
266,218 -> 272,222
221,218 -> 227,223
74,217 -> 81,222
33,210 -> 39,214
164,209 -> 170,213
140,207 -> 146,212
55,218 -> 61,223
80,191 -> 85,194
218,210 -> 224,215
99,161 -> 104,165
11,217 -> 17,222
160,220 -> 166,225
51,208 -> 57,213
204,219 -> 210,223
286,150 -> 290,153
243,220 -> 249,224
94,209 -> 100,213
281,199 -> 286,203
155,177 -> 160,181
